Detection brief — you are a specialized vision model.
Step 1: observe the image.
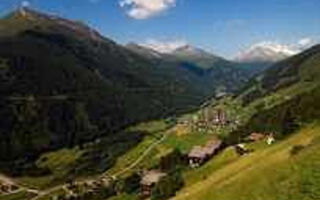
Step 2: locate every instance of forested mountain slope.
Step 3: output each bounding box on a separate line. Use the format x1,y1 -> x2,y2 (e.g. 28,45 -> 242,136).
0,8 -> 252,161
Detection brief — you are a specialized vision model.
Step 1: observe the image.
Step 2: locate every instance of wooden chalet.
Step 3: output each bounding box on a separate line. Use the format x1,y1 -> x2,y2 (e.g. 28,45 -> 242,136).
205,139 -> 223,155
188,139 -> 222,168
188,146 -> 207,167
140,170 -> 167,197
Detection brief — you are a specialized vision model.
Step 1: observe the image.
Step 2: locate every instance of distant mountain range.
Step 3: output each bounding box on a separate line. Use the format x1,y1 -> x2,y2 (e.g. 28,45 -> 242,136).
126,42 -> 255,96
130,40 -> 302,67
237,43 -> 320,109
235,42 -> 298,63
126,43 -> 227,69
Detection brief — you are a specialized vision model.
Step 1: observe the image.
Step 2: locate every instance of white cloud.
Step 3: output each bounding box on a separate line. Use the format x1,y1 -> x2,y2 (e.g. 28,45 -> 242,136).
21,1 -> 30,7
235,37 -> 319,62
235,41 -> 299,62
140,39 -> 187,53
119,0 -> 176,19
236,37 -> 319,60
296,38 -> 317,50
298,38 -> 312,46
250,41 -> 298,55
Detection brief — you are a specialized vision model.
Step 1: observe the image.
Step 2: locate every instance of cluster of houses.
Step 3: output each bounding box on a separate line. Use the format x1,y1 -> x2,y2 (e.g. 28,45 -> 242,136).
176,109 -> 229,134
192,109 -> 228,132
188,138 -> 223,168
0,181 -> 19,195
139,138 -> 222,198
56,177 -> 111,200
139,132 -> 275,197
59,172 -> 168,199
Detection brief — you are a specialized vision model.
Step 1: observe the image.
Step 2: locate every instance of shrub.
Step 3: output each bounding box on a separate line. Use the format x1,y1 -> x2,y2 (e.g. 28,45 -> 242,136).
290,145 -> 306,155
123,173 -> 141,194
159,149 -> 184,172
151,170 -> 184,200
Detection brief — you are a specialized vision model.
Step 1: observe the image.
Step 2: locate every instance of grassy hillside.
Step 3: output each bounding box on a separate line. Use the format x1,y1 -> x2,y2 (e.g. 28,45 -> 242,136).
0,191 -> 36,200
158,45 -> 320,200
96,45 -> 320,200
223,45 -> 320,143
173,122 -> 320,200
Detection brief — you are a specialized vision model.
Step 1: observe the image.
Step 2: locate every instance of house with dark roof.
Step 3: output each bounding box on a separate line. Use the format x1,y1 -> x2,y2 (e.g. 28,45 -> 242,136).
188,139 -> 222,168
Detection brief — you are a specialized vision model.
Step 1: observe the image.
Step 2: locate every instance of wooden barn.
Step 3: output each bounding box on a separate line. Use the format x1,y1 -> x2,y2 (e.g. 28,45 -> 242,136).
188,139 -> 222,168
188,146 -> 207,168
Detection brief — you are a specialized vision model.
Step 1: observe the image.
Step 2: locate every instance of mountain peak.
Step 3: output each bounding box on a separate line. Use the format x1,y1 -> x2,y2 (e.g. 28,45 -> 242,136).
17,5 -> 27,17
5,7 -> 108,44
172,45 -> 222,61
235,42 -> 298,63
172,45 -> 206,55
125,42 -> 162,59
174,44 -> 195,52
9,6 -> 59,21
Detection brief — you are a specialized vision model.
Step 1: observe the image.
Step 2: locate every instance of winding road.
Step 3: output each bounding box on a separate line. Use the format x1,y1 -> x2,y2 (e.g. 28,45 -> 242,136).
9,129 -> 172,200
1,96 -> 214,200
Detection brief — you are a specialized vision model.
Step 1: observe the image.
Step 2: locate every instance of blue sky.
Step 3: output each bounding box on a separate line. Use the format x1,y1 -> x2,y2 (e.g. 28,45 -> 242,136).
0,0 -> 319,58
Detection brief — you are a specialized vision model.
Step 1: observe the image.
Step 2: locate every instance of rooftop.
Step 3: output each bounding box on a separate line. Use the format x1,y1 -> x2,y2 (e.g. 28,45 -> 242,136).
140,170 -> 167,186
188,138 -> 222,158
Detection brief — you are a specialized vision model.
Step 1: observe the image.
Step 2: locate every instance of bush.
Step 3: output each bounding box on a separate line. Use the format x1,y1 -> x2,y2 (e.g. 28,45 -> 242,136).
159,149 -> 184,172
123,173 -> 141,194
290,145 -> 306,155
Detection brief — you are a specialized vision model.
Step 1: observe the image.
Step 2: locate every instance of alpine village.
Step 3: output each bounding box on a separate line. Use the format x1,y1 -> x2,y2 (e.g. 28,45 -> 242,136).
0,2 -> 320,200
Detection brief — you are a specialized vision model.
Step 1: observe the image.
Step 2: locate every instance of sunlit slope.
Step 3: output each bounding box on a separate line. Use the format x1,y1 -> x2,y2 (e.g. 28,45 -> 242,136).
172,123 -> 320,200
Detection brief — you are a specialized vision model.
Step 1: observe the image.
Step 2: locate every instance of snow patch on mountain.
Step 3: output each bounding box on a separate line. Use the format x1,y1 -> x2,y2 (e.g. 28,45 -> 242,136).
235,42 -> 299,63
140,39 -> 188,54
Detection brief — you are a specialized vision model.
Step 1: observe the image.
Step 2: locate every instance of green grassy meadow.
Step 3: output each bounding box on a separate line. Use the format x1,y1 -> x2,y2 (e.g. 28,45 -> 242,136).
172,122 -> 320,200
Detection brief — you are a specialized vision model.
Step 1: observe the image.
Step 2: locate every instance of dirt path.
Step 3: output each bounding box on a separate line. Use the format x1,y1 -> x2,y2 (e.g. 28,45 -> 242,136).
28,130 -> 171,200
110,132 -> 169,178
3,98 -> 214,200
0,174 -> 40,196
